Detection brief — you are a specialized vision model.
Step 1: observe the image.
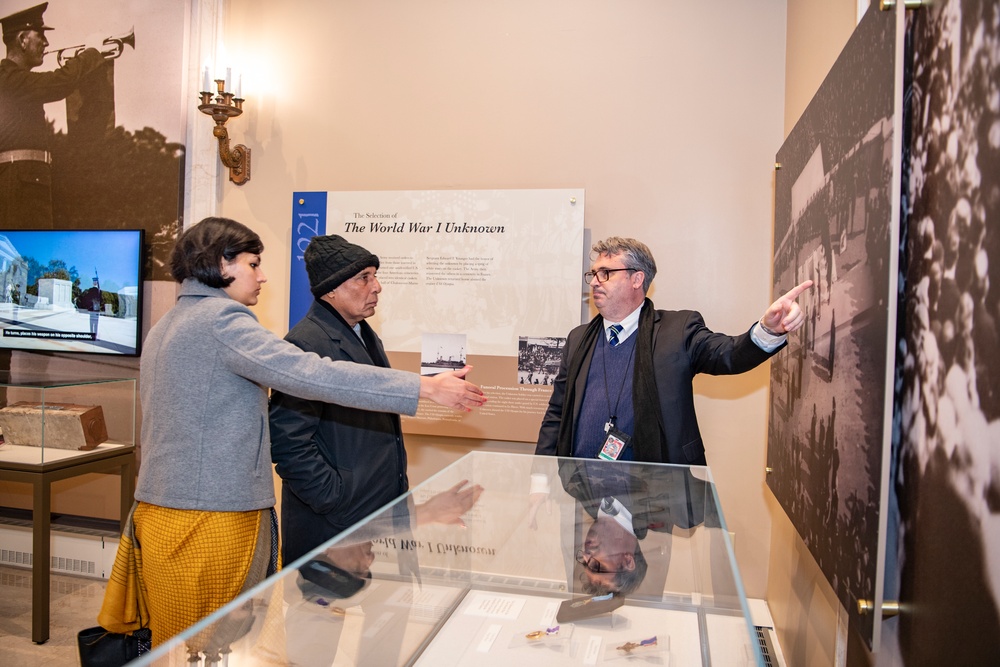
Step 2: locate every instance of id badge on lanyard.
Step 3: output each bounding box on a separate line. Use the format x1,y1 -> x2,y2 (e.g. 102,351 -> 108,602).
598,423 -> 631,461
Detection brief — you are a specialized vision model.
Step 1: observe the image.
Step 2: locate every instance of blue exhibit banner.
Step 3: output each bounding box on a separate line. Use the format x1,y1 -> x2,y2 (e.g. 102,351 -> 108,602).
289,192 -> 328,328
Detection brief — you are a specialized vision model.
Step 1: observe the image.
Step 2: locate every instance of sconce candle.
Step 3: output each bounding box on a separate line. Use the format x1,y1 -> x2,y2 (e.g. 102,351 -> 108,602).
202,66 -> 210,92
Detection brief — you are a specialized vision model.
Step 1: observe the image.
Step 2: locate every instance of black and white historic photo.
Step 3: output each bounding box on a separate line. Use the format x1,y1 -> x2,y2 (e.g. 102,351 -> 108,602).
517,336 -> 563,386
420,332 -> 467,376
886,2 -> 1000,664
0,0 -> 185,279
766,5 -> 895,645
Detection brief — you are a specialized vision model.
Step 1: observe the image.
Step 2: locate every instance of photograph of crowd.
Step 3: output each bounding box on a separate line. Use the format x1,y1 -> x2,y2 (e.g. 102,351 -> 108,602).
517,336 -> 564,386
886,1 -> 1000,663
766,5 -> 895,646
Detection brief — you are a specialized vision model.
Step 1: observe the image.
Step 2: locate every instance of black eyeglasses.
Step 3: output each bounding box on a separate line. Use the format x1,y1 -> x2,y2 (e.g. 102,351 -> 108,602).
585,268 -> 637,284
576,549 -> 625,574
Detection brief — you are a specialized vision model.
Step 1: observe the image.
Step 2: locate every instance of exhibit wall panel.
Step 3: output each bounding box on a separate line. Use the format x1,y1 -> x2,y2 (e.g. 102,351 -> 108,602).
769,0 -> 864,664
767,3 -> 899,649
289,188 -> 585,442
771,0 -> 1000,664
884,2 -> 1000,664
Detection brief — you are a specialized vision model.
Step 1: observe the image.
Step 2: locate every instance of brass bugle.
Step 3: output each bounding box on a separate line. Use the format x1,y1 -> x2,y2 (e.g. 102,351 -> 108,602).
44,28 -> 135,67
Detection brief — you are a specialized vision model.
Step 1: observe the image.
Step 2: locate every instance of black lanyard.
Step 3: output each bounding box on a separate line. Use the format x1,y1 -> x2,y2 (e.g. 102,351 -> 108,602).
602,330 -> 635,431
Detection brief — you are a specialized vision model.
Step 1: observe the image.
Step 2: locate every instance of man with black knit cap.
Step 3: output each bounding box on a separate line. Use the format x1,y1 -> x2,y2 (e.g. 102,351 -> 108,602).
268,234 -> 406,563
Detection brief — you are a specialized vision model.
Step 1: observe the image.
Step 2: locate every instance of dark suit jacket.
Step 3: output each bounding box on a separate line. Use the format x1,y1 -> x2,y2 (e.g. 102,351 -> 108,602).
535,306 -> 782,464
269,301 -> 406,564
557,458 -> 717,536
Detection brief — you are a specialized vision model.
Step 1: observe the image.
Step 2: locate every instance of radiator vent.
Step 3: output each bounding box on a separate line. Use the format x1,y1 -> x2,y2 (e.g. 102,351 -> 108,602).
0,549 -> 97,577
0,524 -> 116,580
756,625 -> 778,666
0,548 -> 32,567
51,555 -> 97,576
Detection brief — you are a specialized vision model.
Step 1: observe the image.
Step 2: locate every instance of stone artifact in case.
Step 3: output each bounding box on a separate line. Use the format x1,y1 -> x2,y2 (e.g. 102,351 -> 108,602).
0,402 -> 109,450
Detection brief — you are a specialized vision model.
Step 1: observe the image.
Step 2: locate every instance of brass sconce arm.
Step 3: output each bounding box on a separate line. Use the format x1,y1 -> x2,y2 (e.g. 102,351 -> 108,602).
198,82 -> 251,185
209,115 -> 251,185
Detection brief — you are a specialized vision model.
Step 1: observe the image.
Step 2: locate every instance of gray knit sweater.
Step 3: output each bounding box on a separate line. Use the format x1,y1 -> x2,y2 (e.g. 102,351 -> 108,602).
135,280 -> 420,511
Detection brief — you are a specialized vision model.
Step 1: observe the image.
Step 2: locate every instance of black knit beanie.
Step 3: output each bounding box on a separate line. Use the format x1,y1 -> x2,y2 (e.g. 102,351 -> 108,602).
304,235 -> 380,297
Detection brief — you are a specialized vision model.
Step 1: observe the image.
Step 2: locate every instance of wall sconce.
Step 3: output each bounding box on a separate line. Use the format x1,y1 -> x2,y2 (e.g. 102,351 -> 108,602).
198,73 -> 251,185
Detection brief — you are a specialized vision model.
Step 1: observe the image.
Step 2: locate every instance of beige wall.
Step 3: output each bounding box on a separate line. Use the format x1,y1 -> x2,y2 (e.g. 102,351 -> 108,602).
784,0 -> 860,137
215,0 -> 787,598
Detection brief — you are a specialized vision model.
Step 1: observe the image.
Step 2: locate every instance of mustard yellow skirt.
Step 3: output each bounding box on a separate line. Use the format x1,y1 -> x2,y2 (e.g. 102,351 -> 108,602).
98,502 -> 279,649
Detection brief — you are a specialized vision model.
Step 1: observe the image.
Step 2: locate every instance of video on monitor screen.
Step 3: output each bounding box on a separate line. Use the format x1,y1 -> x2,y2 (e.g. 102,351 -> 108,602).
0,229 -> 144,356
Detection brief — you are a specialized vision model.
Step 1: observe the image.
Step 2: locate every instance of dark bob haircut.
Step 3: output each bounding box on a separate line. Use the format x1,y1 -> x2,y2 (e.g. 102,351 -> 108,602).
169,217 -> 264,287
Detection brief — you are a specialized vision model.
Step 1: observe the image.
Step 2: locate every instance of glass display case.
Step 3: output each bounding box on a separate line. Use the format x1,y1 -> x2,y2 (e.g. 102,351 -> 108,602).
0,372 -> 136,464
135,452 -> 764,666
0,372 -> 137,644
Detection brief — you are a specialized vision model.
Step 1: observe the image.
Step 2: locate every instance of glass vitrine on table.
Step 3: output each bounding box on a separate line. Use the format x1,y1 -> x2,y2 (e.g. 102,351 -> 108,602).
134,451 -> 764,666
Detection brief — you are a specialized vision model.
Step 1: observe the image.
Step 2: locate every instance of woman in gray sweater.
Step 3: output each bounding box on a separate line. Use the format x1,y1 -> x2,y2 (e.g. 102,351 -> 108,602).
97,216 -> 485,648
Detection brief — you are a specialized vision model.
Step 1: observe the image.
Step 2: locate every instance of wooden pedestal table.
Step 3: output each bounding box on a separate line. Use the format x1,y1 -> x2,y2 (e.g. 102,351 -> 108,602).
0,445 -> 135,644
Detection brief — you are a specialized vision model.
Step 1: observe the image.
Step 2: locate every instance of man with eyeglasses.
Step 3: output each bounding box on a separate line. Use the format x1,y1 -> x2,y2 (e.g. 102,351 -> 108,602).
534,236 -> 811,464
552,455 -> 714,596
574,495 -> 645,595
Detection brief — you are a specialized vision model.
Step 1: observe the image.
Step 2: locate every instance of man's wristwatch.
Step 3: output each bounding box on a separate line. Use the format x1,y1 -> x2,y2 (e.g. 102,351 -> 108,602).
758,320 -> 782,336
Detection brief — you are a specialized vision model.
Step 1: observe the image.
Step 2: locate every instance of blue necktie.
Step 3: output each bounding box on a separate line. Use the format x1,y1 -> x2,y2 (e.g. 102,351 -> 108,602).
608,323 -> 623,347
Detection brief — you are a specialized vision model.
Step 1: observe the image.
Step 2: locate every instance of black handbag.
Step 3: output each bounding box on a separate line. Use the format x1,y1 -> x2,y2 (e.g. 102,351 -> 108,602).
77,625 -> 152,667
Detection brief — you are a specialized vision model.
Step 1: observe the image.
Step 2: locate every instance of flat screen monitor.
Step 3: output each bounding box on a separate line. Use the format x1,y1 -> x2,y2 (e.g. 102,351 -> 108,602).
0,229 -> 144,356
